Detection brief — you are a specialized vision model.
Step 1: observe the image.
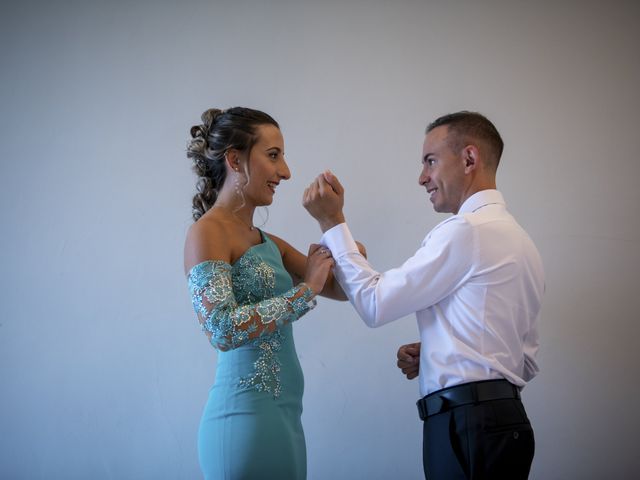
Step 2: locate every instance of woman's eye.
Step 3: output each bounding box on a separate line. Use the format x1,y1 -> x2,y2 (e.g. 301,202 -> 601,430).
269,152 -> 278,160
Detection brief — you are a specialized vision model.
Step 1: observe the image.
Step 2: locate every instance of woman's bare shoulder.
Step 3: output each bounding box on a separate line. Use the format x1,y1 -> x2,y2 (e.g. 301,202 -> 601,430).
184,215 -> 232,274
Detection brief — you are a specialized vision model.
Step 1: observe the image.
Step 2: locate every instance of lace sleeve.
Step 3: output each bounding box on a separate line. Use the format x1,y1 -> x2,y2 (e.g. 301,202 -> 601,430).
188,260 -> 316,350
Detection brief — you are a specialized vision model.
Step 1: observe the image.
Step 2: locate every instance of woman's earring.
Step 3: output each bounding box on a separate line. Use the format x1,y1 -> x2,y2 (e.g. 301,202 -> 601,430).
234,169 -> 242,195
232,169 -> 247,211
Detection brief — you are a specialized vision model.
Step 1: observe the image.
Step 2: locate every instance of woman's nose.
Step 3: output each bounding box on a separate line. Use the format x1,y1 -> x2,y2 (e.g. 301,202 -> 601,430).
280,160 -> 291,180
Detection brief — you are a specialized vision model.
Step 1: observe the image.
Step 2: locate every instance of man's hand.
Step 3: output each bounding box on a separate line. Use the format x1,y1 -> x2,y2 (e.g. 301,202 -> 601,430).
397,342 -> 421,380
303,170 -> 346,232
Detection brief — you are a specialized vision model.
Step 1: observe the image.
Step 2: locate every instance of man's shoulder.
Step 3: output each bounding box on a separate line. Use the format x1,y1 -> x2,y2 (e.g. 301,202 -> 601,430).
424,209 -> 513,248
424,215 -> 474,244
460,202 -> 515,228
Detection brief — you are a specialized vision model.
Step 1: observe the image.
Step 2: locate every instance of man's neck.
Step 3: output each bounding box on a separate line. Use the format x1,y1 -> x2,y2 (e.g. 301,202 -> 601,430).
454,180 -> 497,214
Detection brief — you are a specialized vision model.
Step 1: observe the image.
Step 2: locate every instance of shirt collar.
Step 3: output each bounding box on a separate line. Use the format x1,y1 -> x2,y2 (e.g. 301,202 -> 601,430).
457,189 -> 505,215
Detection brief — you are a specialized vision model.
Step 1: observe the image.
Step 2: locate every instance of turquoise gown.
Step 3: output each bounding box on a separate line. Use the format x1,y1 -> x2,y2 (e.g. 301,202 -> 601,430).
188,230 -> 315,479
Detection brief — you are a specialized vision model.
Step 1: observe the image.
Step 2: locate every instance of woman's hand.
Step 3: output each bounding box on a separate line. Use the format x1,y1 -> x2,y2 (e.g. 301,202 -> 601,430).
304,244 -> 335,295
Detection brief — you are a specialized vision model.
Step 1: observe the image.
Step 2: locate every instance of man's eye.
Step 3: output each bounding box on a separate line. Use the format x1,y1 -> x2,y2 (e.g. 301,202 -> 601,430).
428,158 -> 435,166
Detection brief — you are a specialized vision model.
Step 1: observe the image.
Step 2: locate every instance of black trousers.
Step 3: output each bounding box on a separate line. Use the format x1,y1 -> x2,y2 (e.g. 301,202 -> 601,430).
422,397 -> 534,480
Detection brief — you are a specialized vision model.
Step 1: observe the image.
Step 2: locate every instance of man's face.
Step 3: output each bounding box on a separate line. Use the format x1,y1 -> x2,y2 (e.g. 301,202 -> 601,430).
419,126 -> 467,214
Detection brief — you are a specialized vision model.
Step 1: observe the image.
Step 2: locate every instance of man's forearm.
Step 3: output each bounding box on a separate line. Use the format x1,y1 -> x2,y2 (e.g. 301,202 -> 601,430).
318,212 -> 346,233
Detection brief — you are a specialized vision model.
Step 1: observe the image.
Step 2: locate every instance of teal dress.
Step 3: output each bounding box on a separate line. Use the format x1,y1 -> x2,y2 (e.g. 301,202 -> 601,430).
188,230 -> 315,479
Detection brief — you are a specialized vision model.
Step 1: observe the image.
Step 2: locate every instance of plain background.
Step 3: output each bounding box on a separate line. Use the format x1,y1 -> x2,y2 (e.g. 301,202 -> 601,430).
2,1 -> 639,478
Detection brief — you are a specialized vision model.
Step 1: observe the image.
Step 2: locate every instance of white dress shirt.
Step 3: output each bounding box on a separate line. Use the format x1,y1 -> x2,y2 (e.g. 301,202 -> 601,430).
321,190 -> 544,397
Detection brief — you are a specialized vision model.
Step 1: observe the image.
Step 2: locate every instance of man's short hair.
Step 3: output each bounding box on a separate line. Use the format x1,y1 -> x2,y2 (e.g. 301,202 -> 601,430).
426,111 -> 504,169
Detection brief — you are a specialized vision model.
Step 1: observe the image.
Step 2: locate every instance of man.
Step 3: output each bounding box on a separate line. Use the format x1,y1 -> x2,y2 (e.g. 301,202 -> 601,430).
303,112 -> 544,479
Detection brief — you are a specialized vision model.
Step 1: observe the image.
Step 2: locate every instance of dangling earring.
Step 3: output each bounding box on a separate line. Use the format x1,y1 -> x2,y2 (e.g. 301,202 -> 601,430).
233,168 -> 242,196
233,168 -> 247,212
231,167 -> 253,229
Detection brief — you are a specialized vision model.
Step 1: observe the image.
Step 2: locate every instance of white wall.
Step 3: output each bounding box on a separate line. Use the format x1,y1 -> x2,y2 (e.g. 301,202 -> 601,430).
2,1 -> 639,478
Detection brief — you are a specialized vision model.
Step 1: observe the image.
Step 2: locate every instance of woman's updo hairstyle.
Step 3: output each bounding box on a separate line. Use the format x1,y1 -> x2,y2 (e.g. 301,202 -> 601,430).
186,107 -> 280,221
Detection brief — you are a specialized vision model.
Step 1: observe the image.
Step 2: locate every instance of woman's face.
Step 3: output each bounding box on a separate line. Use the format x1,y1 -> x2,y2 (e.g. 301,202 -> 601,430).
243,124 -> 291,206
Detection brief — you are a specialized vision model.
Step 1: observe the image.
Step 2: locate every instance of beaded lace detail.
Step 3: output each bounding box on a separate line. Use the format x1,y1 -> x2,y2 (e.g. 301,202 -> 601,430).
238,331 -> 284,397
188,252 -> 314,397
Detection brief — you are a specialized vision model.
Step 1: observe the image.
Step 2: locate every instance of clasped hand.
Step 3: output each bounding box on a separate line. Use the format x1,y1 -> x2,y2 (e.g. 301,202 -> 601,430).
397,342 -> 421,380
302,170 -> 346,232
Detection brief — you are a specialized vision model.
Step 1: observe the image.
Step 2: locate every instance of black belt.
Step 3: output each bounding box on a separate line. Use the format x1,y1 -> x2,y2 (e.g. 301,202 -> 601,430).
417,379 -> 521,421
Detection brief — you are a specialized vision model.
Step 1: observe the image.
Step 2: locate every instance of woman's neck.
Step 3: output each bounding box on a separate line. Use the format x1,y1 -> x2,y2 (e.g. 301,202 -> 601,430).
213,190 -> 256,230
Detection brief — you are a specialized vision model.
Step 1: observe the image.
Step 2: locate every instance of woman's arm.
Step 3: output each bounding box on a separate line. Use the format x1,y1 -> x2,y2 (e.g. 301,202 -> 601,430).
188,260 -> 316,350
184,220 -> 331,350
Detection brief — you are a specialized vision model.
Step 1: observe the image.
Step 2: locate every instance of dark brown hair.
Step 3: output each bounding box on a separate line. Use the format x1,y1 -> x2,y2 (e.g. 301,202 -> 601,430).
426,111 -> 504,169
186,107 -> 279,221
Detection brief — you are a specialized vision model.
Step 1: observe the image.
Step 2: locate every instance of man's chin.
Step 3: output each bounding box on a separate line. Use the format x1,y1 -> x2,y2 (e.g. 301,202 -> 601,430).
432,203 -> 449,214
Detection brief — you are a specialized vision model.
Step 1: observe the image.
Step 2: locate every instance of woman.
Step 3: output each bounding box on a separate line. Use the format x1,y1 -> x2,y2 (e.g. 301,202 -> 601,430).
184,107 -> 346,479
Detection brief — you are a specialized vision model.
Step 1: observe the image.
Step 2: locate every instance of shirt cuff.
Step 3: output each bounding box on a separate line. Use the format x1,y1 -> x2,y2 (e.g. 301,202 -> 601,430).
320,223 -> 359,258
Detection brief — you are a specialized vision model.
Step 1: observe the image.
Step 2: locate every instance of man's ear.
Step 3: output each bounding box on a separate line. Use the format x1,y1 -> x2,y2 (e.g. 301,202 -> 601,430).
462,145 -> 479,173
